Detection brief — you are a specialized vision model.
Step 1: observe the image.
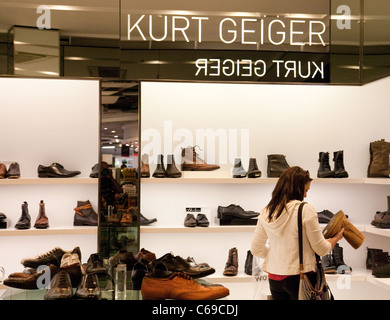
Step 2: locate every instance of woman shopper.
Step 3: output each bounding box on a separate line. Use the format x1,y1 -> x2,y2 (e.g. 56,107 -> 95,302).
250,166 -> 344,300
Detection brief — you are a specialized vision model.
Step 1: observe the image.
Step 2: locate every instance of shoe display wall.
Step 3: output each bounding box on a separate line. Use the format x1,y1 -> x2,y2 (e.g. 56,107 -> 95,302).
0,77 -> 99,282
139,80 -> 390,300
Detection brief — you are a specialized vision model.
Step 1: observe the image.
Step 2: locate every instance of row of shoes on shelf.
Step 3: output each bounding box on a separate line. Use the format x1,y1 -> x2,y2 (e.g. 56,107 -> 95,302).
3,247 -> 106,300
0,200 -> 98,230
0,162 -> 100,178
108,248 -> 230,300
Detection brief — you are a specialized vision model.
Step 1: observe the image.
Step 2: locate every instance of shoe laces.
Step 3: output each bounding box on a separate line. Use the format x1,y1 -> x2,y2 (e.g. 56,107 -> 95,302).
33,247 -> 62,260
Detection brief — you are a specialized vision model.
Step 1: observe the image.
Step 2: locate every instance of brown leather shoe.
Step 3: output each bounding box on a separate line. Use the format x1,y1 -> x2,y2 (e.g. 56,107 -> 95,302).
181,146 -> 220,171
0,163 -> 6,178
141,272 -> 229,300
6,162 -> 20,179
34,200 -> 49,229
135,248 -> 156,261
223,247 -> 238,276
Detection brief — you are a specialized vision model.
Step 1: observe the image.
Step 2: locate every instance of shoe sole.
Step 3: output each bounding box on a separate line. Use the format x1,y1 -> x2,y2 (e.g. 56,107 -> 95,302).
371,220 -> 390,228
38,172 -> 80,178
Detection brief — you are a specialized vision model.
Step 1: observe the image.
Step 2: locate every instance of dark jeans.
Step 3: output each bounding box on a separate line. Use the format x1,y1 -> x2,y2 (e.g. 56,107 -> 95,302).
269,273 -> 317,300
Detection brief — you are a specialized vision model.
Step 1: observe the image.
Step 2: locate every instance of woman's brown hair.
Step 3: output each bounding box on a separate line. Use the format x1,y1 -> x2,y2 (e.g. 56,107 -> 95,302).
266,166 -> 313,221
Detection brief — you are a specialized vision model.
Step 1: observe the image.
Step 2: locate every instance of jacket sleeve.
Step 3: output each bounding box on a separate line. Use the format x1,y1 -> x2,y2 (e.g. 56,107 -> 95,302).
303,204 -> 332,257
250,218 -> 269,259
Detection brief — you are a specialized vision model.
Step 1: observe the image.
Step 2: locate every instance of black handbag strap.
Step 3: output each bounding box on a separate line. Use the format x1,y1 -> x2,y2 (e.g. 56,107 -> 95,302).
298,202 -> 306,272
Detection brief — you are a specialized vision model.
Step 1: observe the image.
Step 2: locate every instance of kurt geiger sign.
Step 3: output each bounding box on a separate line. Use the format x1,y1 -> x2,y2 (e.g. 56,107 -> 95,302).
125,13 -> 330,82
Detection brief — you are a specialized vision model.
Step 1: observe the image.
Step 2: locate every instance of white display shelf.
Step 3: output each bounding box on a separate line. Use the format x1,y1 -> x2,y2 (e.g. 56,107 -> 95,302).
0,178 -> 98,185
0,226 -> 97,236
142,173 -> 389,185
207,270 -> 373,284
141,224 -> 371,234
140,225 -> 256,234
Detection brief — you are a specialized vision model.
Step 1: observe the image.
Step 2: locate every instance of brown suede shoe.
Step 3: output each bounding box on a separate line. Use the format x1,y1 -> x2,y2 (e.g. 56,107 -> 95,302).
141,272 -> 229,300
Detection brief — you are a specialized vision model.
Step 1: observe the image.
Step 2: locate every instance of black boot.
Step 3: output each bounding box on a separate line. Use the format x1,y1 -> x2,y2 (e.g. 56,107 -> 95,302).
317,152 -> 336,178
333,243 -> 352,274
267,154 -> 290,177
333,151 -> 349,178
321,253 -> 337,274
15,201 -> 31,229
232,158 -> 247,178
166,155 -> 182,178
366,248 -> 384,269
247,158 -> 261,178
152,154 -> 167,178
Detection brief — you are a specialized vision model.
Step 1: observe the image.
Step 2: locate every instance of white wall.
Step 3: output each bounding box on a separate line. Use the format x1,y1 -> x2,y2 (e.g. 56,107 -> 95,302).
0,77 -> 100,277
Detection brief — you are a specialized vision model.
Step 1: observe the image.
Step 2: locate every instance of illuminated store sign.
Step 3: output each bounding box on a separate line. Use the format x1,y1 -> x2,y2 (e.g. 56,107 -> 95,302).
124,12 -> 330,82
127,14 -> 328,49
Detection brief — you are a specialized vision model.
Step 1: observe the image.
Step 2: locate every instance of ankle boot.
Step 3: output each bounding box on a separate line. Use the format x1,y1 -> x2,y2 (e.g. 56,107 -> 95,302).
166,155 -> 182,178
333,243 -> 352,274
223,247 -> 238,276
333,151 -> 348,178
181,146 -> 220,171
321,253 -> 337,274
141,154 -> 150,178
322,210 -> 365,249
267,154 -> 289,177
247,158 -> 261,178
368,139 -> 390,178
0,163 -> 6,178
15,201 -> 31,229
152,154 -> 167,178
317,152 -> 336,178
232,158 -> 247,178
366,248 -> 384,269
34,200 -> 49,229
244,250 -> 253,275
73,200 -> 98,226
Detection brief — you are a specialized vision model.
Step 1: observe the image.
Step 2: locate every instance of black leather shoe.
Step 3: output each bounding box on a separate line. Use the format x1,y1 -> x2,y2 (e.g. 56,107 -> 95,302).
89,163 -> 99,178
85,253 -> 106,274
74,273 -> 101,299
38,163 -> 81,178
196,214 -> 209,227
44,271 -> 73,300
109,250 -> 137,270
217,204 -> 259,219
140,213 -> 157,225
152,253 -> 215,279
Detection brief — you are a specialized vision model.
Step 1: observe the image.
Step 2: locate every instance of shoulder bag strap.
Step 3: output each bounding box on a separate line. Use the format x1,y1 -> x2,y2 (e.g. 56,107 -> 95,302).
298,202 -> 306,272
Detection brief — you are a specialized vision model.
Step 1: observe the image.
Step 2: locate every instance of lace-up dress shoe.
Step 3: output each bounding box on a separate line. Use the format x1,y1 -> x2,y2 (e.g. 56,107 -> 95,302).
153,253 -> 215,278
109,250 -> 138,270
85,253 -> 106,274
184,213 -> 196,227
196,214 -> 210,227
141,272 -> 229,300
217,204 -> 259,219
181,146 -> 220,171
21,246 -> 81,268
74,273 -> 101,299
6,162 -> 20,179
44,271 -> 73,300
38,162 -> 81,178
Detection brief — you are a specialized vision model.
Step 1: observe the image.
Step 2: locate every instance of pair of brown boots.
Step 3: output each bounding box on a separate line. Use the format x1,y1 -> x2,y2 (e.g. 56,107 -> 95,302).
15,201 -> 49,229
